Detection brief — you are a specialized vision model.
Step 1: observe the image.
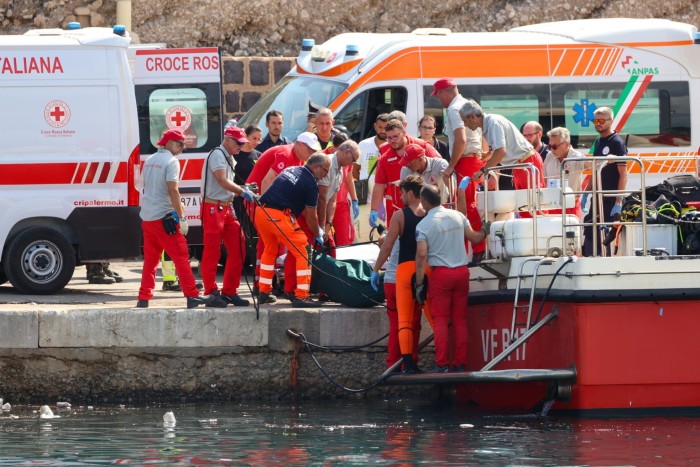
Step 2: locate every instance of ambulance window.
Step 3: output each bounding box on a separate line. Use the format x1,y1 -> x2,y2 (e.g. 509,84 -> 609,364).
236,76 -> 347,141
552,81 -> 690,148
480,95 -> 539,130
334,87 -> 407,141
423,84 -> 550,143
147,88 -> 209,149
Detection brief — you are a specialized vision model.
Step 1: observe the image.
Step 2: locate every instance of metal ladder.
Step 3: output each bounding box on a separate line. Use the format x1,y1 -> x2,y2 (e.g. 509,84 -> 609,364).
510,257 -> 557,343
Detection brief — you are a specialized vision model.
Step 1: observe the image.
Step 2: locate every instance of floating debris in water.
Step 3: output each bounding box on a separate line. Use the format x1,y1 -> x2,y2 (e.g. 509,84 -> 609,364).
57,402 -> 71,410
39,405 -> 59,419
163,411 -> 176,427
460,424 -> 475,428
1,403 -> 11,411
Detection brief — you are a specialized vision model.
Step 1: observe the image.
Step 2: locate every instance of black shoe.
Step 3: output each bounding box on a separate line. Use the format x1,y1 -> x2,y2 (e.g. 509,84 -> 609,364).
205,294 -> 228,308
291,296 -> 322,308
221,293 -> 249,307
88,275 -> 115,285
187,294 -> 227,309
103,267 -> 123,283
162,281 -> 182,292
400,354 -> 422,374
258,292 -> 277,304
426,364 -> 449,374
401,365 -> 423,375
186,295 -> 207,309
135,299 -> 149,308
451,365 -> 466,373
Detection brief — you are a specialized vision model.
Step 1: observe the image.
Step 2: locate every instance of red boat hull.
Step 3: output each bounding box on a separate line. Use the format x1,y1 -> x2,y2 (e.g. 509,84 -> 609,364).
457,299 -> 700,412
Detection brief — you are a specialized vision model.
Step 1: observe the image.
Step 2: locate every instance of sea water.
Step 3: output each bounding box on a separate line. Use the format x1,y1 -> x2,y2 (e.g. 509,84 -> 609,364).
0,398 -> 699,465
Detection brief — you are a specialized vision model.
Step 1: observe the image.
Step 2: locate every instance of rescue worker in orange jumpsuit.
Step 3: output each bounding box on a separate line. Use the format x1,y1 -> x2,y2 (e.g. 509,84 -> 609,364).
246,132 -> 322,296
254,153 -> 331,307
371,174 -> 431,373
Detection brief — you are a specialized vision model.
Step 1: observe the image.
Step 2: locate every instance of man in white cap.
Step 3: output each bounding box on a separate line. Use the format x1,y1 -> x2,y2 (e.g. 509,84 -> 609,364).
200,126 -> 257,306
252,132 -> 322,193
137,129 -> 226,309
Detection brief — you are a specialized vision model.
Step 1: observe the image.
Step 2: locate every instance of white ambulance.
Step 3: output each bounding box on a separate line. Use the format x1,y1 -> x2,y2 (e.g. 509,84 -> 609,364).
238,18 -> 700,184
0,25 -> 222,294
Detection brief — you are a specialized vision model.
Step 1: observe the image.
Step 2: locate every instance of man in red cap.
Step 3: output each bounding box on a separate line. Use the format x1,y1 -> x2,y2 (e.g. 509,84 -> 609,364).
369,119 -> 439,229
399,143 -> 449,194
137,129 -> 226,309
199,126 -> 257,306
432,77 -> 490,264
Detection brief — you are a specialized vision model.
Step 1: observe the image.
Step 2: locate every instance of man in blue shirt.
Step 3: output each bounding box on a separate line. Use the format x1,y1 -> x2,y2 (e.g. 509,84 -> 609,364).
257,110 -> 291,153
254,153 -> 331,307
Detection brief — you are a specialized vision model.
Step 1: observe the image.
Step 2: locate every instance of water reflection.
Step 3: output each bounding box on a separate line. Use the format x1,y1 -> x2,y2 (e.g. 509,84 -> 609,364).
0,399 -> 699,464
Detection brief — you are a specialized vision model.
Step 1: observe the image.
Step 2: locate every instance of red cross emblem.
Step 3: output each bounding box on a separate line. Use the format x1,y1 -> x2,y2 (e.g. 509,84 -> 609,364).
165,105 -> 192,130
44,100 -> 71,128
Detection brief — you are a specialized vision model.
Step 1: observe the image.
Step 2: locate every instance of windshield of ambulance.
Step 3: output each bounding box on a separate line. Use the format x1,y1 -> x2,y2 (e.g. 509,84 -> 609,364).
237,76 -> 347,141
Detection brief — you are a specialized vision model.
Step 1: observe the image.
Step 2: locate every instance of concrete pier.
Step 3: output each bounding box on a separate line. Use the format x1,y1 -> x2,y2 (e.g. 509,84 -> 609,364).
0,262 -> 434,404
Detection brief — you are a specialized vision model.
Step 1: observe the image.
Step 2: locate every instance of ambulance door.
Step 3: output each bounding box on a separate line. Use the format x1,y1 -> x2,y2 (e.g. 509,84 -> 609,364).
334,85 -> 409,142
132,47 -> 223,249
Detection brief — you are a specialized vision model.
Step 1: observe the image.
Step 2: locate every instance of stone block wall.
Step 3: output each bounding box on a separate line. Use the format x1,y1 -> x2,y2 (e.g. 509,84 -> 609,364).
221,56 -> 296,123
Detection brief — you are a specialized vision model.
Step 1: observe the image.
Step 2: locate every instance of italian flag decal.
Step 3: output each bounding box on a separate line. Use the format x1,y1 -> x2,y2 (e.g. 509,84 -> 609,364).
612,74 -> 654,133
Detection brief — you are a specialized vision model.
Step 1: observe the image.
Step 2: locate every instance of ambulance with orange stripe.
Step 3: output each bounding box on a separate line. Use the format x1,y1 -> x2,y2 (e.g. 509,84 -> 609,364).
0,25 -> 222,294
239,17 -> 700,185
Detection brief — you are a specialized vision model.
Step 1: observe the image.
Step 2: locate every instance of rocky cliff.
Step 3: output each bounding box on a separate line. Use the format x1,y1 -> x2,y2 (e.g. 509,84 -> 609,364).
0,0 -> 698,56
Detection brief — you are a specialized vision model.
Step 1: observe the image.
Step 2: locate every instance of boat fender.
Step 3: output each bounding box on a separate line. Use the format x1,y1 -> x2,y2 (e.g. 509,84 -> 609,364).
546,247 -> 563,258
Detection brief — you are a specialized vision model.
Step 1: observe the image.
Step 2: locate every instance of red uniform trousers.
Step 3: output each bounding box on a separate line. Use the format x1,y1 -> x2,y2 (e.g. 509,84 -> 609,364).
429,266 -> 470,367
512,152 -> 545,190
333,200 -> 355,246
383,184 -> 403,229
284,215 -> 336,294
395,261 -> 432,358
383,282 -> 401,368
200,201 -> 244,296
255,207 -> 312,299
455,155 -> 486,254
138,220 -> 199,300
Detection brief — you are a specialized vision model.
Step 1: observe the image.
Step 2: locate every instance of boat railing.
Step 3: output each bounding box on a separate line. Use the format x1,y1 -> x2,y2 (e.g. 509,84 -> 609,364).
480,155 -> 699,259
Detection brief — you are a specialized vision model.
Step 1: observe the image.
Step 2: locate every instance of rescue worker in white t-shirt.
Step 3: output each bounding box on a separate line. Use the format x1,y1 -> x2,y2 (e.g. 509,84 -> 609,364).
136,129 -> 226,309
356,113 -> 389,240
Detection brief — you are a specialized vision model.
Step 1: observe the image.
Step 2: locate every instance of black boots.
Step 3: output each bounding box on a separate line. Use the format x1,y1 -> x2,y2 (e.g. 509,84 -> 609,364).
401,354 -> 422,374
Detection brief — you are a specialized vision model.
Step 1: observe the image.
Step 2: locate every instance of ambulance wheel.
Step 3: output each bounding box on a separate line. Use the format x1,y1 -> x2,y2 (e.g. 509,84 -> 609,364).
4,227 -> 76,295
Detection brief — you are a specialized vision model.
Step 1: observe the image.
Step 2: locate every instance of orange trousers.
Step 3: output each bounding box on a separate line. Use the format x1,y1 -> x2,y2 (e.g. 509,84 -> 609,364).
254,207 -> 311,299
395,261 -> 432,356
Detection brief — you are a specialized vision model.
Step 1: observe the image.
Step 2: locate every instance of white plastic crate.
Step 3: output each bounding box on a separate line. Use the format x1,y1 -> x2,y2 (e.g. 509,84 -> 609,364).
619,224 -> 677,256
489,215 -> 582,258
